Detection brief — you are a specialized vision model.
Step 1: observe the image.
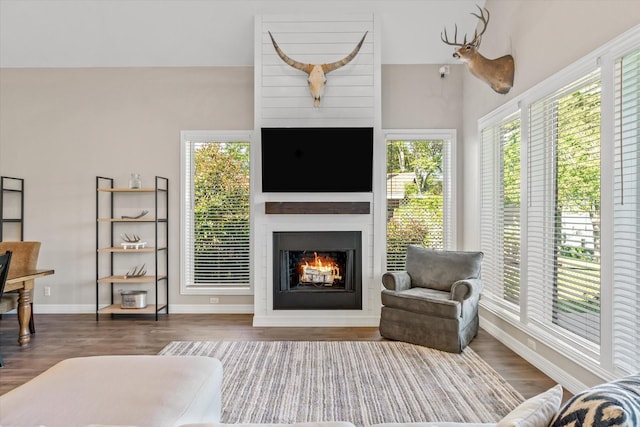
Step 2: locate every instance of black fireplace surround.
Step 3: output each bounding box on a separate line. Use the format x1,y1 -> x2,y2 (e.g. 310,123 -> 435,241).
273,231 -> 362,310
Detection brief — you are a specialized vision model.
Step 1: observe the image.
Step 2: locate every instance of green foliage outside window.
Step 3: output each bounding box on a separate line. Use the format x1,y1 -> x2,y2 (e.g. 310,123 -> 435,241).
193,141 -> 250,283
386,140 -> 444,271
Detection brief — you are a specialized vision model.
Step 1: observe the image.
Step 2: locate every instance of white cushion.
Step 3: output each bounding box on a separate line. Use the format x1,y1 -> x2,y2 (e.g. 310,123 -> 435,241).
497,384 -> 563,427
0,355 -> 223,427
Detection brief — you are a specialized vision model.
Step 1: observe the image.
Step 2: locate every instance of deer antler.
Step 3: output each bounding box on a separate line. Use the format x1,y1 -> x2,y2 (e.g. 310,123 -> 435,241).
441,24 -> 463,47
441,4 -> 490,48
121,233 -> 141,243
468,5 -> 489,49
124,264 -> 147,279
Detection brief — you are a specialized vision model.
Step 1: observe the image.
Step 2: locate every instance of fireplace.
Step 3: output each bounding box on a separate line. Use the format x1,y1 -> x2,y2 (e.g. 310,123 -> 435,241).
273,231 -> 362,310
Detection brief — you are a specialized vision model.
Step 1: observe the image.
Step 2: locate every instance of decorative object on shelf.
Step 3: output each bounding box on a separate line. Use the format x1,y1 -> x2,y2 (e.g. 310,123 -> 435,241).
129,173 -> 141,189
121,233 -> 141,243
120,290 -> 147,308
121,241 -> 147,249
121,209 -> 149,219
123,263 -> 147,279
120,233 -> 147,250
440,5 -> 515,94
268,31 -> 368,107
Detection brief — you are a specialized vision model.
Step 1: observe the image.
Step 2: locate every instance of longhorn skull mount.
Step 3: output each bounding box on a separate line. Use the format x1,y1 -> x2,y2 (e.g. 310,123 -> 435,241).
268,31 -> 368,107
441,5 -> 515,94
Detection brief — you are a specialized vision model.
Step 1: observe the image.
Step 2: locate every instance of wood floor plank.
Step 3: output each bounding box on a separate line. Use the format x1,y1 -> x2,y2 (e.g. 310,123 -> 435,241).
0,313 -> 570,403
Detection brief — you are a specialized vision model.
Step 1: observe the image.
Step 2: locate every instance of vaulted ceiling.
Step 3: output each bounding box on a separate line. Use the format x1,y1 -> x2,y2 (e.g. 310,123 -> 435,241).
0,0 -> 485,67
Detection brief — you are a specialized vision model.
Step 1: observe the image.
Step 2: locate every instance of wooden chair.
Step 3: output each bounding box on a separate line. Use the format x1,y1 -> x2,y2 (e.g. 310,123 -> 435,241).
0,242 -> 41,333
0,250 -> 14,367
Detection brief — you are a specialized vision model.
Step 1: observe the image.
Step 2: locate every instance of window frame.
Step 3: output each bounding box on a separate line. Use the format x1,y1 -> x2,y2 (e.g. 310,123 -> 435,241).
180,130 -> 254,296
383,129 -> 457,271
480,108 -> 522,317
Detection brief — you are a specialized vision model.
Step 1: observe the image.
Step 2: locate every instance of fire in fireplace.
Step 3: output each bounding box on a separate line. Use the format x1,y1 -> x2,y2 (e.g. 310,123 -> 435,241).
288,250 -> 350,290
273,231 -> 362,310
300,252 -> 341,287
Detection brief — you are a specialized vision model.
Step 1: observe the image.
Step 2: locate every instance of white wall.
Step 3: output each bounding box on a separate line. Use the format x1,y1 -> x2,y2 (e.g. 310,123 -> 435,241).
0,64 -> 462,313
0,67 -> 254,311
0,0 -> 482,67
0,0 -> 467,315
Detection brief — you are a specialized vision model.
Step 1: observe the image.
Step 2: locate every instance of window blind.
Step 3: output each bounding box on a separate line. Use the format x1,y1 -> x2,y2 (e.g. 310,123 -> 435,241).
183,139 -> 251,289
527,69 -> 601,345
480,112 -> 521,309
613,48 -> 640,374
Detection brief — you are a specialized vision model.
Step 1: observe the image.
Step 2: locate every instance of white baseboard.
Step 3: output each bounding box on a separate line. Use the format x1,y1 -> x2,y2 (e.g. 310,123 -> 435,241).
33,304 -> 95,314
253,313 -> 380,327
169,304 -> 254,314
480,317 -> 589,394
29,304 -> 254,314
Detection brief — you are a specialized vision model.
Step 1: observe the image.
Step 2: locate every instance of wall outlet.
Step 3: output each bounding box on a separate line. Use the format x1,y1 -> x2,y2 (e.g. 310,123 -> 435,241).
209,297 -> 219,304
44,286 -> 51,297
527,338 -> 537,351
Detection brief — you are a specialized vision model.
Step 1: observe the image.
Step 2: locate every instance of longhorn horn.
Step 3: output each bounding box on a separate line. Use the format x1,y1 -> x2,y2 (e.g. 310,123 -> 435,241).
322,32 -> 368,73
268,31 -> 313,74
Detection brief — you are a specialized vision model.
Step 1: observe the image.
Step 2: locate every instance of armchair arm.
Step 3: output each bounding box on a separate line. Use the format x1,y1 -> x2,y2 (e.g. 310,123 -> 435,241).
450,278 -> 483,303
382,271 -> 412,291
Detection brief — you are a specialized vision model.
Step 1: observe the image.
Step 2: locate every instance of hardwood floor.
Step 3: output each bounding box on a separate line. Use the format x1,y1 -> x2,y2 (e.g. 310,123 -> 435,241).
0,313 -> 566,402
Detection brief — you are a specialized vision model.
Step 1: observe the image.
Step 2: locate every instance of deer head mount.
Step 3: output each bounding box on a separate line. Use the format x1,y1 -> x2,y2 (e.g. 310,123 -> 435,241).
441,5 -> 514,94
268,31 -> 368,107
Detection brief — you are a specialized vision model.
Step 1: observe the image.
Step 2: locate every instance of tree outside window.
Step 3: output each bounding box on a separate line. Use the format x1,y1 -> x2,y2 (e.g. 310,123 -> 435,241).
386,139 -> 444,271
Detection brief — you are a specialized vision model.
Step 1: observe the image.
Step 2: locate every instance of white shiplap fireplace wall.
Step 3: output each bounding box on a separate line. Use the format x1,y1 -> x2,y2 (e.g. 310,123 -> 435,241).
252,14 -> 383,326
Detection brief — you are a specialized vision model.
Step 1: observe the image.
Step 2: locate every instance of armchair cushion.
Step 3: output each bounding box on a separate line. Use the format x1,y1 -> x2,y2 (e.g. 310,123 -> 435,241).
382,287 -> 460,319
406,246 -> 483,292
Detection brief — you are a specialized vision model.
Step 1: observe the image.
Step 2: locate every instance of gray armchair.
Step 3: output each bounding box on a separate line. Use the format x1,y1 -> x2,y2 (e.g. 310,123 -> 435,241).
379,245 -> 484,353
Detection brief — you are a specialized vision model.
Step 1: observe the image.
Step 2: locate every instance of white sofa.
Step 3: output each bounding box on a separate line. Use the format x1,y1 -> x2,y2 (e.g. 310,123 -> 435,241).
0,355 -> 223,427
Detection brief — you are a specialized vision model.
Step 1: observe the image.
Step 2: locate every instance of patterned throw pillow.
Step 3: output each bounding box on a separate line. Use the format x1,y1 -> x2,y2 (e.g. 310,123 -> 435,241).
549,374 -> 640,427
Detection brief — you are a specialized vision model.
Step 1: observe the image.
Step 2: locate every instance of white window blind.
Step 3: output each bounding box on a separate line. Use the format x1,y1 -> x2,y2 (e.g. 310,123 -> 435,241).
613,48 -> 640,374
182,133 -> 251,293
481,112 -> 521,309
385,132 -> 455,271
528,69 -> 602,346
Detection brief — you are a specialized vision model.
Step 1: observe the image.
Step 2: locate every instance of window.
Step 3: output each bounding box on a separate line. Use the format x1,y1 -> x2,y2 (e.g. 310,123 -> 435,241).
181,131 -> 252,294
528,70 -> 602,345
481,112 -> 521,310
385,131 -> 456,271
479,26 -> 640,377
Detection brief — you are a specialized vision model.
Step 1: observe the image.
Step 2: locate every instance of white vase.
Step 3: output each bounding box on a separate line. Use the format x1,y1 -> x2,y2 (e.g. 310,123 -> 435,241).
129,173 -> 141,189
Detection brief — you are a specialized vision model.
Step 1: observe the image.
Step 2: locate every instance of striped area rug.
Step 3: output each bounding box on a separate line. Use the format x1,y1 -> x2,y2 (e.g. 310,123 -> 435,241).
159,341 -> 523,426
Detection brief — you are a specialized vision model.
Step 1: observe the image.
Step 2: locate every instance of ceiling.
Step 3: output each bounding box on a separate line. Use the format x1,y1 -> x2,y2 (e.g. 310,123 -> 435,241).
0,0 -> 486,67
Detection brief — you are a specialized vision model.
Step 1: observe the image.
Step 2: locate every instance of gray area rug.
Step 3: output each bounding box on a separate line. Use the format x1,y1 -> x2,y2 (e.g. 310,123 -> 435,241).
159,341 -> 523,426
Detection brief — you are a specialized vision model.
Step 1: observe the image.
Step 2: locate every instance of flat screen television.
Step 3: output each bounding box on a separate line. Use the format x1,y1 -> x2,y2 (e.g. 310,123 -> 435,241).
261,127 -> 373,193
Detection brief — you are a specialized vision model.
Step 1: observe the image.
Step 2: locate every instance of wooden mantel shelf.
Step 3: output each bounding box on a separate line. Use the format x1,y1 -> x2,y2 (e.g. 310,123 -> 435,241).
265,202 -> 370,215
